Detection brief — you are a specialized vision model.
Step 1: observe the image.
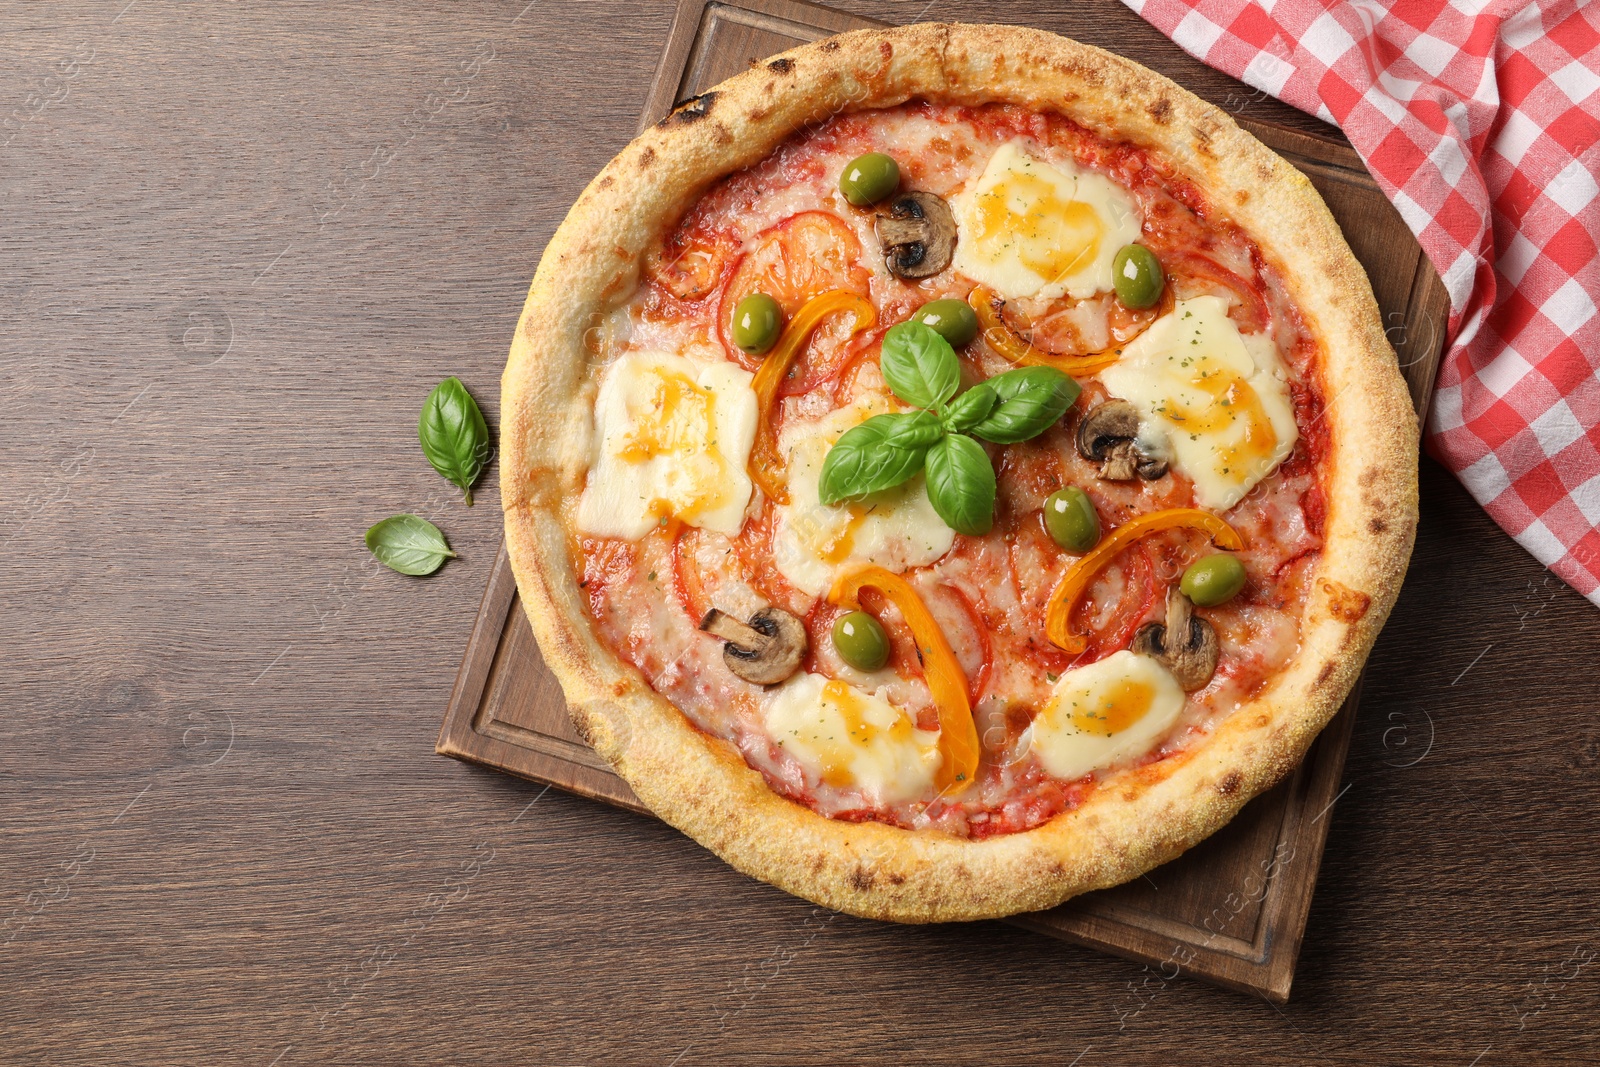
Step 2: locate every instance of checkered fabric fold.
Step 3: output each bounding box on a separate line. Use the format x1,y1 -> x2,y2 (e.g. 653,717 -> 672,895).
1125,0 -> 1600,605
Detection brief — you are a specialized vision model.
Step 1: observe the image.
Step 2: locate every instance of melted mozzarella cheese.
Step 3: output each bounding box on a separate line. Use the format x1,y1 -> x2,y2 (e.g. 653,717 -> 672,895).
1099,296 -> 1298,511
764,673 -> 941,804
1022,651 -> 1187,781
578,351 -> 757,539
951,140 -> 1141,302
772,395 -> 955,596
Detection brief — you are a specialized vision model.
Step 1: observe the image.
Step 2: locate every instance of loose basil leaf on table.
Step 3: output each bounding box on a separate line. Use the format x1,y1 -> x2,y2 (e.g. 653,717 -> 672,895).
419,376 -> 491,506
365,514 -> 457,576
879,321 -> 960,411
924,433 -> 996,536
968,366 -> 1081,444
818,410 -> 940,504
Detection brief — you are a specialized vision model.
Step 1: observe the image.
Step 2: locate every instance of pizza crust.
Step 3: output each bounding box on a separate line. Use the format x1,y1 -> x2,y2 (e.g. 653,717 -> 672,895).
500,23 -> 1418,922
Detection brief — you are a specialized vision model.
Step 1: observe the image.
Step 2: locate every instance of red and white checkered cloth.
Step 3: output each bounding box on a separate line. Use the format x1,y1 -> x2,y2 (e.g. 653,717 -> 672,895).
1125,0 -> 1600,605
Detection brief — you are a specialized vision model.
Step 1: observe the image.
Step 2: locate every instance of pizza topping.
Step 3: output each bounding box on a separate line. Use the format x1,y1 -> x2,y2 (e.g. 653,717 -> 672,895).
747,289 -> 876,506
1021,650 -> 1187,781
910,298 -> 979,348
578,351 -> 758,540
1099,295 -> 1297,510
875,190 -> 957,279
773,395 -> 954,596
951,140 -> 1141,302
968,286 -> 1129,376
1075,399 -> 1170,482
838,151 -> 901,207
1130,588 -> 1220,691
1043,486 -> 1102,553
816,323 -> 1078,537
1111,243 -> 1167,310
699,606 -> 808,686
1180,553 -> 1248,607
829,565 -> 979,794
1045,507 -> 1243,654
832,610 -> 891,673
762,673 -> 941,805
731,292 -> 782,355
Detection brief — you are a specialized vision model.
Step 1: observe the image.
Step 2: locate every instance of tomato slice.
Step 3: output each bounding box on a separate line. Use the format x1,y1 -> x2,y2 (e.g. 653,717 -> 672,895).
645,215 -> 735,302
718,212 -> 872,377
1158,249 -> 1271,333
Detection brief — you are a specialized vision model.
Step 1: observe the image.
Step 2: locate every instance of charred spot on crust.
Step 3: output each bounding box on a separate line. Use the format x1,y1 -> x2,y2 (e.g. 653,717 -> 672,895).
766,57 -> 794,73
1147,98 -> 1172,125
887,872 -> 906,886
810,855 -> 825,873
1359,466 -> 1383,487
1321,579 -> 1373,623
639,146 -> 655,167
571,714 -> 596,746
848,867 -> 875,891
819,39 -> 839,53
1218,772 -> 1243,796
1369,516 -> 1388,533
659,91 -> 718,127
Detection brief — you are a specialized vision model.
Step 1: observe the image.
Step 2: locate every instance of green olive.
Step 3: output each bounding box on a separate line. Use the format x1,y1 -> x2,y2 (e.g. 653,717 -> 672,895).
1112,244 -> 1165,309
832,611 -> 890,672
912,298 -> 980,348
731,292 -> 782,354
839,152 -> 901,207
1043,487 -> 1101,553
1180,554 -> 1247,606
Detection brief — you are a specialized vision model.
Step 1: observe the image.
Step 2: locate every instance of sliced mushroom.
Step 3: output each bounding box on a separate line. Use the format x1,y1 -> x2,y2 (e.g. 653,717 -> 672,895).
1075,400 -> 1168,481
875,191 -> 956,279
699,606 -> 807,686
1131,588 -> 1219,691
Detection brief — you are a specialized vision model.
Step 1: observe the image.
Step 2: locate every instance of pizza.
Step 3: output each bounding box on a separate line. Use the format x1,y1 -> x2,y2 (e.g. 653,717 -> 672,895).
500,23 -> 1418,922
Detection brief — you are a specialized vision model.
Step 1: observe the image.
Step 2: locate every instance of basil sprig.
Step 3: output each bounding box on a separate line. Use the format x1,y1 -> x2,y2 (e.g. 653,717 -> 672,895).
818,321 -> 1081,536
365,514 -> 456,576
419,377 -> 491,506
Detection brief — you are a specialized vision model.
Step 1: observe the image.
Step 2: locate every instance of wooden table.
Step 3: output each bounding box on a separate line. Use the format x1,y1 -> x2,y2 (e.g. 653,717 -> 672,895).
2,1 -> 1596,1062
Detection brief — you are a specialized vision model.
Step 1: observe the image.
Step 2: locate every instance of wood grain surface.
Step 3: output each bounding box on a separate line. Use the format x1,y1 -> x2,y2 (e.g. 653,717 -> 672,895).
2,1 -> 1597,1063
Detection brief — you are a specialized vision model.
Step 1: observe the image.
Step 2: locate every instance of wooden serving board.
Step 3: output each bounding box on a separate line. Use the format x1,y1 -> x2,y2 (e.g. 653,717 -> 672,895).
439,0 -> 1450,1003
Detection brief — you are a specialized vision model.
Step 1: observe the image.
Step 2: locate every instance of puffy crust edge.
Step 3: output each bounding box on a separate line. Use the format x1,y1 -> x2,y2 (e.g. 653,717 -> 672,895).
500,23 -> 1418,922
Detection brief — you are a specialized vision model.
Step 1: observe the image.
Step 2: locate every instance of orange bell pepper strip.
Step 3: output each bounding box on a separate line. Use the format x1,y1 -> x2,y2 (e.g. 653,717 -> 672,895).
1044,508 -> 1244,654
748,290 -> 876,505
829,565 -> 980,795
968,285 -> 1171,377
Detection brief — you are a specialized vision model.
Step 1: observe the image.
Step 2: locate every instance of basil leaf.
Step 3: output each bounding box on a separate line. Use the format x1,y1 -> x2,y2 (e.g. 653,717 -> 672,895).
942,383 -> 999,435
879,322 -> 960,411
365,514 -> 456,576
968,366 -> 1082,444
924,434 -> 996,536
419,377 -> 491,506
818,411 -> 940,504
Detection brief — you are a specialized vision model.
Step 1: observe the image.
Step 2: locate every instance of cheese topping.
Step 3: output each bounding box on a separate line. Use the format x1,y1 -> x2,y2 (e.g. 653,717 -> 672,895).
951,140 -> 1141,302
771,395 -> 955,596
1022,651 -> 1187,780
1100,296 -> 1298,511
764,673 -> 942,804
578,351 -> 757,539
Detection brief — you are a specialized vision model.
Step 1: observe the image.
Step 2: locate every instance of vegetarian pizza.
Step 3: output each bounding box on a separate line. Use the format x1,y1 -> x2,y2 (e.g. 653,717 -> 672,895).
500,24 -> 1418,922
